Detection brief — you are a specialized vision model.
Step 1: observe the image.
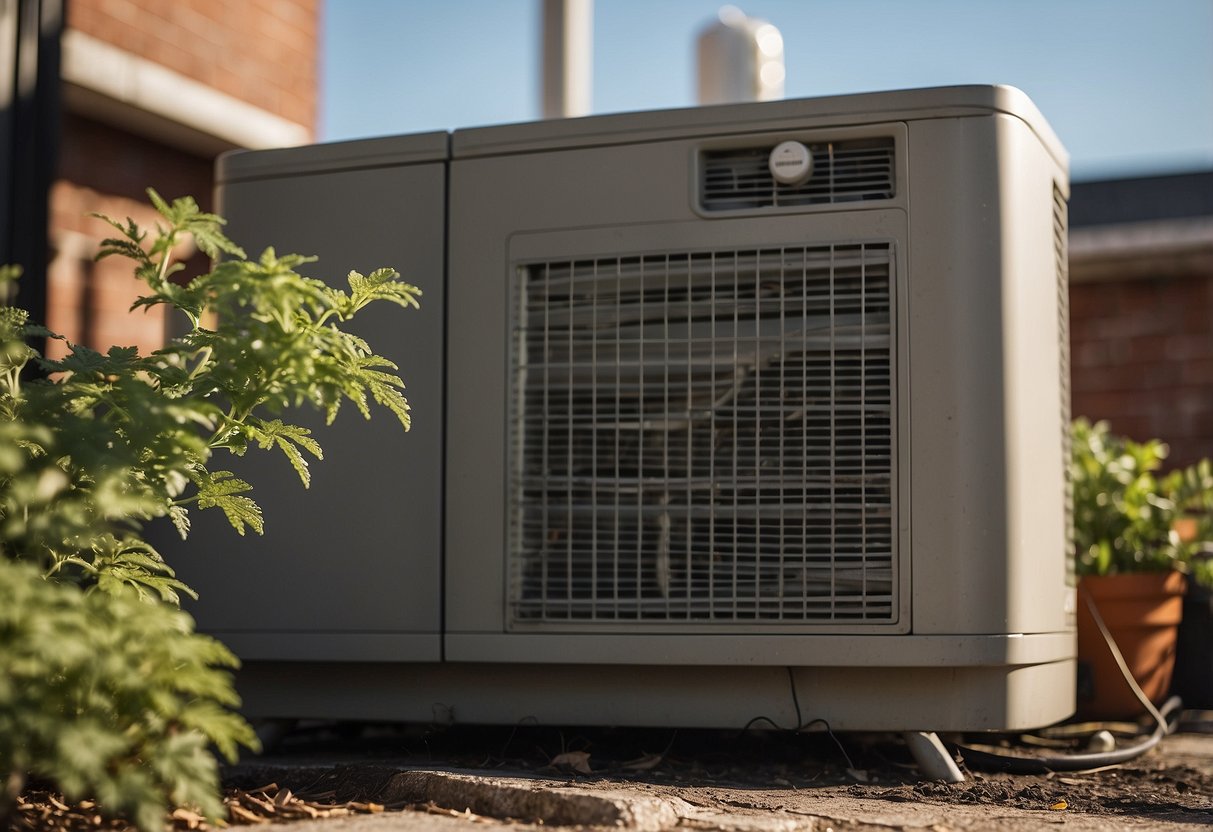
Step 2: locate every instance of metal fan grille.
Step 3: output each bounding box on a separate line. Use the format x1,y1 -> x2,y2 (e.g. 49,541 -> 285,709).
509,244 -> 896,627
701,139 -> 894,211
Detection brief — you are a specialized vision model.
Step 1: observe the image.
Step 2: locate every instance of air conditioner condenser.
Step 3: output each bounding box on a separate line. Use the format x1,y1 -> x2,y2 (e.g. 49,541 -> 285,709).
172,85 -> 1075,734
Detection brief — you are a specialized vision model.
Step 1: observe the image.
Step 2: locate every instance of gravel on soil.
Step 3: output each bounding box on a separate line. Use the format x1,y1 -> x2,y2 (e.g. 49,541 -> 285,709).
10,723 -> 1213,831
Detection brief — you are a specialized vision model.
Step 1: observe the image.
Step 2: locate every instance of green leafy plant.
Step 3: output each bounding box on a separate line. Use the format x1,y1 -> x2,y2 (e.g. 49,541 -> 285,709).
1071,418 -> 1213,583
0,192 -> 419,829
0,559 -> 245,831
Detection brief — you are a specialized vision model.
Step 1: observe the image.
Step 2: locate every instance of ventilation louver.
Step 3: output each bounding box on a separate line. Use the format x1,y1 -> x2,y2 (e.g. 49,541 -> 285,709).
509,244 -> 896,628
1054,184 -> 1074,585
701,138 -> 895,212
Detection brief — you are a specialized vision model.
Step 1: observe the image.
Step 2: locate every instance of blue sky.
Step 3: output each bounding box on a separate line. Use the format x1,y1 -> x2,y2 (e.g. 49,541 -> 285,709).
321,0 -> 1213,181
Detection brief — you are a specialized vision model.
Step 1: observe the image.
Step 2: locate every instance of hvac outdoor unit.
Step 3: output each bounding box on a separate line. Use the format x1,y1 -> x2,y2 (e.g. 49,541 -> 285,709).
174,85 -> 1075,733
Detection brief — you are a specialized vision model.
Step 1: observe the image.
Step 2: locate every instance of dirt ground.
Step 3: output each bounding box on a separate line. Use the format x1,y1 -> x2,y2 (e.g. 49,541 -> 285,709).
220,719 -> 1213,830
14,720 -> 1213,830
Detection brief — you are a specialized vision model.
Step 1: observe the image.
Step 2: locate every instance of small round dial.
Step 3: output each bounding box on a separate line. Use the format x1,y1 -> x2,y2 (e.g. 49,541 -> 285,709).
768,140 -> 814,186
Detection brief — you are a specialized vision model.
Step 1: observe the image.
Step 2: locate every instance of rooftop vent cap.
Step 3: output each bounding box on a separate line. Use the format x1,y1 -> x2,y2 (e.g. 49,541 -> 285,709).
768,140 -> 813,186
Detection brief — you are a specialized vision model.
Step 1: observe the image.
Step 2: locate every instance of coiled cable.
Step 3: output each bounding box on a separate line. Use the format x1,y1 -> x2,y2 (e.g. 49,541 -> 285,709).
952,584 -> 1183,773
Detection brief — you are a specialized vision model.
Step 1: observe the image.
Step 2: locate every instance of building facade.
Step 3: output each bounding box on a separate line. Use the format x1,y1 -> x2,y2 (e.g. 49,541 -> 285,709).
1069,171 -> 1213,467
49,0 -> 319,356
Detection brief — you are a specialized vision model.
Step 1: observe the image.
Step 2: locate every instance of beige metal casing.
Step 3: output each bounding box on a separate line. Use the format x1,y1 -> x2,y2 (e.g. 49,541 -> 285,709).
443,85 -> 1073,729
169,134 -> 449,662
203,86 -> 1074,732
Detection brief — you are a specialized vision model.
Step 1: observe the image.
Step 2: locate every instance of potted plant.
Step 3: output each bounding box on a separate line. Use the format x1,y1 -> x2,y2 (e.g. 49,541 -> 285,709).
1070,419 -> 1213,719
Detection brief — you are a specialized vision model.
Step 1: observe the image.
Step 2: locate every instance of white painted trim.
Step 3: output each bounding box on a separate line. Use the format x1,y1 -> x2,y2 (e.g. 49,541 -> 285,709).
1070,217 -> 1213,282
1071,217 -> 1213,261
61,29 -> 310,155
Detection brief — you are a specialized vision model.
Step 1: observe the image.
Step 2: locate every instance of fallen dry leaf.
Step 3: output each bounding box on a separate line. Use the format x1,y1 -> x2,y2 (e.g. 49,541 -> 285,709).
239,793 -> 276,814
550,750 -> 593,774
171,807 -> 205,828
226,804 -> 268,824
622,753 -> 664,772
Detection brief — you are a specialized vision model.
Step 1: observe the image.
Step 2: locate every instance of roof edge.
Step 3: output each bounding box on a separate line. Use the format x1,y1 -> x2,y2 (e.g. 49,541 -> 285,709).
61,30 -> 311,156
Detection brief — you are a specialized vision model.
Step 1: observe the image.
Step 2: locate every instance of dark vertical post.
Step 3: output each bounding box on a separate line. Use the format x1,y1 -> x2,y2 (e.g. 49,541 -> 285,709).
0,1 -> 19,270
1,0 -> 63,345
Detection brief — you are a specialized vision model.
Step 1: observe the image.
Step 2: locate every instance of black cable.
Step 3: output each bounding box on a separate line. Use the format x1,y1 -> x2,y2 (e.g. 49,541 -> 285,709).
786,666 -> 803,727
953,585 -> 1184,773
953,696 -> 1182,774
784,669 -> 855,769
740,715 -> 786,733
737,670 -> 856,771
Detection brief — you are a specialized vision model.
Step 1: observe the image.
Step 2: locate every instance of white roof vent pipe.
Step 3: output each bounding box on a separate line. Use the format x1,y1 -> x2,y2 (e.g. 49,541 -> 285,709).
542,0 -> 593,119
696,6 -> 785,105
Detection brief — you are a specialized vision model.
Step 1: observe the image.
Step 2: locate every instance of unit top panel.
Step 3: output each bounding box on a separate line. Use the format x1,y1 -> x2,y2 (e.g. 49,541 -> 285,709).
452,85 -> 1066,171
217,131 -> 450,183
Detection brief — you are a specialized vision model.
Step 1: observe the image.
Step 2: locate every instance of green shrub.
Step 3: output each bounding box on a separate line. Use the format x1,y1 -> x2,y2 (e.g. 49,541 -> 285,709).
0,192 -> 419,829
1071,418 -> 1213,582
0,559 -> 247,832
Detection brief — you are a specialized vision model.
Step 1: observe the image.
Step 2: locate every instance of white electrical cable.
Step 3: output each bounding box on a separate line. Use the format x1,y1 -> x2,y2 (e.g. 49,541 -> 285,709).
954,583 -> 1181,773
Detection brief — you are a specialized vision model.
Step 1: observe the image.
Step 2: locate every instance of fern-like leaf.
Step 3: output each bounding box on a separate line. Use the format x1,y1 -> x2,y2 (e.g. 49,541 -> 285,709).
367,378 -> 411,431
51,344 -> 108,376
201,493 -> 263,536
177,701 -> 258,763
189,469 -> 263,536
84,536 -> 198,606
147,189 -> 245,260
342,268 -> 422,317
246,419 -> 323,488
168,505 -> 190,539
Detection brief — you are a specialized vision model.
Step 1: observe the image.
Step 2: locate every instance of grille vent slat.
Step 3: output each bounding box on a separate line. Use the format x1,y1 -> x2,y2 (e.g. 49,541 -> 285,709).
1055,184 -> 1075,587
701,139 -> 895,211
509,244 -> 897,628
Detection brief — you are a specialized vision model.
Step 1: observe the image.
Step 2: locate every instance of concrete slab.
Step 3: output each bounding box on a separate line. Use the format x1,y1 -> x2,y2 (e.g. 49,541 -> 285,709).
226,730 -> 1213,831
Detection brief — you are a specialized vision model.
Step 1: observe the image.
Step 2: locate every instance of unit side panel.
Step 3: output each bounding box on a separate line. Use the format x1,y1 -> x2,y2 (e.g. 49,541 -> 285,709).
994,114 -> 1074,635
164,164 -> 446,660
904,116 -> 1013,634
906,115 -> 1071,637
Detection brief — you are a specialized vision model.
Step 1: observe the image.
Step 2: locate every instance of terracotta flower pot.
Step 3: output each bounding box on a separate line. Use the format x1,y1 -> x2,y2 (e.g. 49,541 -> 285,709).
1076,571 -> 1186,721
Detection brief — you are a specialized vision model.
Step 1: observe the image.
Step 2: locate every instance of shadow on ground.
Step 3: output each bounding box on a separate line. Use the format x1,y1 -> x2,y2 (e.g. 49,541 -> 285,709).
219,721 -> 1213,831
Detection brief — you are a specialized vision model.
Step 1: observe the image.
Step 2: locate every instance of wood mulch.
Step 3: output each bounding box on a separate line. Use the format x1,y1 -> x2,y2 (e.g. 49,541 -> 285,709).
8,782 -> 425,830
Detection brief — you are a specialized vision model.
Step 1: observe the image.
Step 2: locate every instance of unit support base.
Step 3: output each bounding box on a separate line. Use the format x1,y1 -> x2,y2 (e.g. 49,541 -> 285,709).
903,731 -> 965,782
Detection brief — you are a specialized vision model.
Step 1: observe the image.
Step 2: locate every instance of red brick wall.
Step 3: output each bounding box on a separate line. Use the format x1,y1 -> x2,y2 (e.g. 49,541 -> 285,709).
67,0 -> 318,130
48,113 -> 215,357
1070,273 -> 1213,468
47,1 -> 320,357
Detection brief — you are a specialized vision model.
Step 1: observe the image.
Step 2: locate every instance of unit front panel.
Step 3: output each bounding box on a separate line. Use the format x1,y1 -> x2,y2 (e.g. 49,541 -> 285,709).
510,242 -> 897,631
446,210 -> 910,647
